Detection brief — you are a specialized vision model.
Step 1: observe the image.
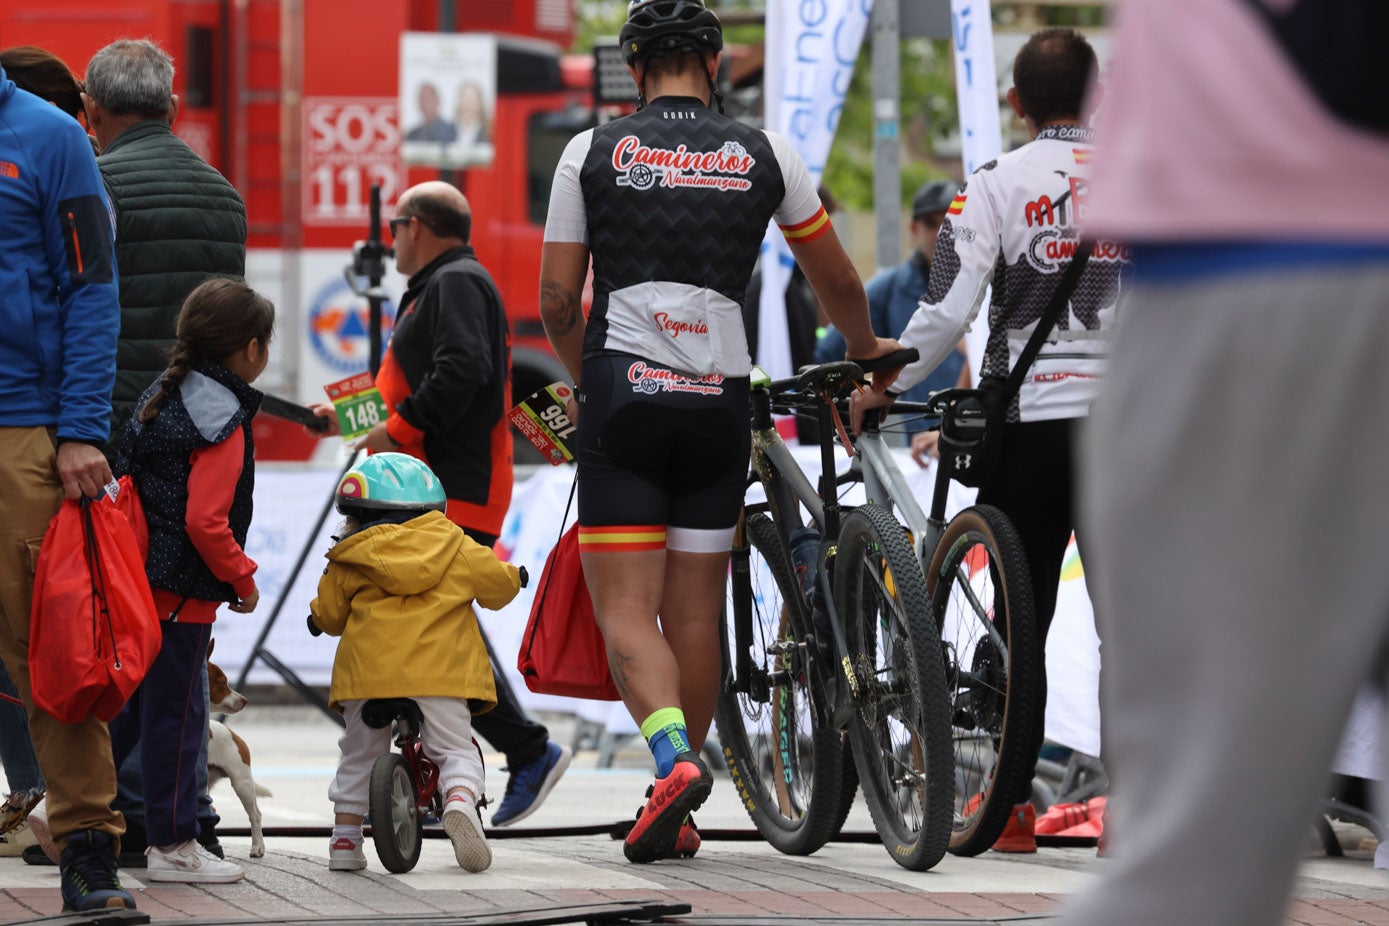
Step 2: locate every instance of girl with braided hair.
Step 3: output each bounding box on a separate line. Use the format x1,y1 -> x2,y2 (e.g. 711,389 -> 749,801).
111,278 -> 273,883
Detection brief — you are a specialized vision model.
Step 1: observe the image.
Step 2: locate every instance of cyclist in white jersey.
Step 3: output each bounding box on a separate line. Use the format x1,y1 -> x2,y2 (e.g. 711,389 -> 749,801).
854,28 -> 1128,853
539,0 -> 900,864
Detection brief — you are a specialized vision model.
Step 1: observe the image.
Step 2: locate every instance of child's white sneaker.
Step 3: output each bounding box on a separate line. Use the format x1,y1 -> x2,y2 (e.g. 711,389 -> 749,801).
146,839 -> 245,883
442,796 -> 491,872
328,836 -> 366,871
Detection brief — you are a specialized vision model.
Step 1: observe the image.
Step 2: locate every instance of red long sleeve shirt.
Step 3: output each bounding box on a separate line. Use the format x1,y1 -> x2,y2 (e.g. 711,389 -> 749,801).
150,428 -> 258,622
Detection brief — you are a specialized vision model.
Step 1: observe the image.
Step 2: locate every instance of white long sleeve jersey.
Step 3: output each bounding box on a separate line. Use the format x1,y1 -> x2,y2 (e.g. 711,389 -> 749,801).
894,124 -> 1129,423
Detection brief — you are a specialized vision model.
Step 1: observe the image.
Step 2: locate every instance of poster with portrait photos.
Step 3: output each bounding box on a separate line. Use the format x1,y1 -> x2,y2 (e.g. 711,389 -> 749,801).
399,32 -> 497,169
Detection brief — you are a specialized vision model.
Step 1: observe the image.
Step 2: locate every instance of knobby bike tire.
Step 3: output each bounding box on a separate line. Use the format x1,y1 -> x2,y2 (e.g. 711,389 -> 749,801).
836,504 -> 953,871
369,752 -> 422,873
715,511 -> 849,856
926,504 -> 1040,857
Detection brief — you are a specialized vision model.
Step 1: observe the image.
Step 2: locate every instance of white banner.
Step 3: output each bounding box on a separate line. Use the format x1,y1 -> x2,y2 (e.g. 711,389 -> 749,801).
950,0 -> 1002,376
756,0 -> 873,379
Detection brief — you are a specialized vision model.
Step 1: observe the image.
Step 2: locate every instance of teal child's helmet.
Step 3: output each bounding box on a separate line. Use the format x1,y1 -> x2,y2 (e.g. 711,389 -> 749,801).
335,452 -> 447,516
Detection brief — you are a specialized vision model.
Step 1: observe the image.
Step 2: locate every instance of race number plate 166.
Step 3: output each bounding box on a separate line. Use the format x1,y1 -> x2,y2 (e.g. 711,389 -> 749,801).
325,372 -> 389,440
508,382 -> 577,466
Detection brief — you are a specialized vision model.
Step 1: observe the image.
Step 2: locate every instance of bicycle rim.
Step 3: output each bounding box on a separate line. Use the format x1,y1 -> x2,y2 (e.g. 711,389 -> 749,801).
837,504 -> 953,871
928,504 -> 1040,856
714,512 -> 848,855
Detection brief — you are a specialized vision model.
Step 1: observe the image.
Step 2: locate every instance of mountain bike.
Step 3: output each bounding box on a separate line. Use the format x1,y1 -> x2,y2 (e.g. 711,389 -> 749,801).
716,350 -> 954,871
716,354 -> 1040,865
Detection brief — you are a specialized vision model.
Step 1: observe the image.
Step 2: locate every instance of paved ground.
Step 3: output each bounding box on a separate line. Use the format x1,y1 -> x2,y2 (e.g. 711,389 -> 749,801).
0,706 -> 1384,924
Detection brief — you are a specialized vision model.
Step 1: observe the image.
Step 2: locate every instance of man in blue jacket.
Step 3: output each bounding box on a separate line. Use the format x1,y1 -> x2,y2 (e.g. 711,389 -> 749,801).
815,180 -> 969,445
0,66 -> 133,911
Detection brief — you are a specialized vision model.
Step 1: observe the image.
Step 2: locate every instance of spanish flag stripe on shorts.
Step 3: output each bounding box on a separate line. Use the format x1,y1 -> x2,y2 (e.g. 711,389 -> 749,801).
779,206 -> 831,244
1072,147 -> 1092,164
579,524 -> 667,552
947,195 -> 967,216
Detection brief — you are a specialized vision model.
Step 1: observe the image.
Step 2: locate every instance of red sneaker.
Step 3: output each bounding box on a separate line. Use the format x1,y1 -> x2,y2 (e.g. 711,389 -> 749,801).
1035,801 -> 1089,835
624,754 -> 712,864
992,803 -> 1037,853
662,817 -> 700,859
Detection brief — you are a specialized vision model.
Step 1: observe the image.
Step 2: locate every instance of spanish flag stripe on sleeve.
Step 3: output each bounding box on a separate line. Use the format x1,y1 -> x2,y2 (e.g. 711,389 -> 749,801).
579,525 -> 667,552
779,206 -> 831,244
947,195 -> 967,216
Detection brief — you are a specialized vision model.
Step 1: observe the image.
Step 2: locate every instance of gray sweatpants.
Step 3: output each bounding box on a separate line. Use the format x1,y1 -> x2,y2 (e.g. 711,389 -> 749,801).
1057,263 -> 1389,926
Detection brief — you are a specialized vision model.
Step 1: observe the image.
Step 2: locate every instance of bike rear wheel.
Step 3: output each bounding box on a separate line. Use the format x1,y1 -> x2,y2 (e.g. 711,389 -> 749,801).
837,503 -> 953,871
714,511 -> 850,855
369,752 -> 422,873
928,504 -> 1040,857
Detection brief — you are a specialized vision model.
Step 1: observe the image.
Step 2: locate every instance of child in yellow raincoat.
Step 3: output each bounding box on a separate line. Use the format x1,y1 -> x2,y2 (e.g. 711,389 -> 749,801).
309,453 -> 522,873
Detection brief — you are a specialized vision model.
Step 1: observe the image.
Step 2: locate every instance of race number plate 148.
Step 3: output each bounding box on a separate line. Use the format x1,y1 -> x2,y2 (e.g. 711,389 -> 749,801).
325,372 -> 390,440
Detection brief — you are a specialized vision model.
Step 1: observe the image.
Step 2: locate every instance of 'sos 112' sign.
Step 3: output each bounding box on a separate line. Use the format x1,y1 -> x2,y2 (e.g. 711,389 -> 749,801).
304,97 -> 406,226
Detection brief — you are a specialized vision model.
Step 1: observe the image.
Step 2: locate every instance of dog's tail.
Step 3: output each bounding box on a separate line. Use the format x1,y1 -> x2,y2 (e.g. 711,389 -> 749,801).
254,783 -> 274,798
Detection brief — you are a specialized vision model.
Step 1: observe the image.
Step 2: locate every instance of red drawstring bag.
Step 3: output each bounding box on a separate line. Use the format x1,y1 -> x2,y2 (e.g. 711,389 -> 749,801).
29,494 -> 161,724
518,521 -> 621,701
111,475 -> 149,561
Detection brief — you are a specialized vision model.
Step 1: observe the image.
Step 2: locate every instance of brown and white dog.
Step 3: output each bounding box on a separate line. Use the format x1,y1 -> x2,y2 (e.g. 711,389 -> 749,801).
207,641 -> 272,858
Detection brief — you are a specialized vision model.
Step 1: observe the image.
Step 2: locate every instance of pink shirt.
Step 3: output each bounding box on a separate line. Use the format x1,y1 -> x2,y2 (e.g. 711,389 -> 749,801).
1087,0 -> 1389,242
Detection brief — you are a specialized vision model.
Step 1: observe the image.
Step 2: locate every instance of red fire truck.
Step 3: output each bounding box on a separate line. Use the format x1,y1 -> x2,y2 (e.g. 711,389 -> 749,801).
0,0 -> 600,459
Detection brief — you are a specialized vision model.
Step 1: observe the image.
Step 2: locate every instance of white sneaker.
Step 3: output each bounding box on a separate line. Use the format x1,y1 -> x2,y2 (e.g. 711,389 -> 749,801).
442,798 -> 491,873
0,820 -> 37,857
328,837 -> 366,871
146,839 -> 245,883
26,799 -> 58,865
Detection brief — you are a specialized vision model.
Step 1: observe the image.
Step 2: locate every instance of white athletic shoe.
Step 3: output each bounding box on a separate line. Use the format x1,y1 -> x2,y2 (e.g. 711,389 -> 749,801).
442,797 -> 491,873
145,839 -> 245,883
328,837 -> 367,871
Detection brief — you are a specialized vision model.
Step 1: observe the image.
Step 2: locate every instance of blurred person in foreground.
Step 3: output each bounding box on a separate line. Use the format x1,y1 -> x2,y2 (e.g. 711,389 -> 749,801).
1053,2 -> 1389,925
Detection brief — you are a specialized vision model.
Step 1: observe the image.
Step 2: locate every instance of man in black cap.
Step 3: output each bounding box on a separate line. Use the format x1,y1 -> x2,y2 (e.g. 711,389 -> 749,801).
815,179 -> 969,453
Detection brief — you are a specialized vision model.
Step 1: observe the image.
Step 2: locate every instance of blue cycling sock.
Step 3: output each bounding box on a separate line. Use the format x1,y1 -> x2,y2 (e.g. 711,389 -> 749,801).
641,707 -> 690,778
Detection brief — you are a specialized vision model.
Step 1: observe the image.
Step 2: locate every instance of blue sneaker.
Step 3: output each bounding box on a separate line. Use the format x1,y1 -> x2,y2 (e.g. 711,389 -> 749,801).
60,829 -> 135,912
491,742 -> 571,826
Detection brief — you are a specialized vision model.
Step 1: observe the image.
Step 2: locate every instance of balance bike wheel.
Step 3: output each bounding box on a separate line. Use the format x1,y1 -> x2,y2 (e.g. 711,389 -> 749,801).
369,753 -> 422,873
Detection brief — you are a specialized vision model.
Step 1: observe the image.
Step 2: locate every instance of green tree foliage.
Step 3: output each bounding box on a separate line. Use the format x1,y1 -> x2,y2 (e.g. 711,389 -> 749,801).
824,38 -> 957,211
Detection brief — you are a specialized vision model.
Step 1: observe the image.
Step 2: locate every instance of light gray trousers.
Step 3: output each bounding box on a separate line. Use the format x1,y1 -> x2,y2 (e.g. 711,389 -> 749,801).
1057,263 -> 1389,926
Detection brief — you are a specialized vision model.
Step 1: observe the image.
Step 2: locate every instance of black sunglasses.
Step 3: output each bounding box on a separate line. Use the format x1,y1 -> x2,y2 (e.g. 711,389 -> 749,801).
388,216 -> 413,239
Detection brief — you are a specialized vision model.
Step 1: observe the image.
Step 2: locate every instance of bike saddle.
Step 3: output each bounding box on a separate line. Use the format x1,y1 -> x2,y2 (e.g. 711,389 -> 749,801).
796,361 -> 863,393
362,698 -> 424,733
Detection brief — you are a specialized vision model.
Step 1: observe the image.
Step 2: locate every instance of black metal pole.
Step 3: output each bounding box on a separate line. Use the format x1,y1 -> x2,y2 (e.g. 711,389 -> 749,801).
367,183 -> 385,378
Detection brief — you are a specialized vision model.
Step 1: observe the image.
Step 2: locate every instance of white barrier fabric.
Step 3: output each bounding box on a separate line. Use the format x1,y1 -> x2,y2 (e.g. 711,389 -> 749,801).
229,452 -> 1102,754
227,459 -> 1378,778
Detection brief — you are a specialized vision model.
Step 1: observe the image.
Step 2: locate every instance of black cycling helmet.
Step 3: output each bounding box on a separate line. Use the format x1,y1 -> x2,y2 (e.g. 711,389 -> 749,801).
620,0 -> 724,67
911,180 -> 959,220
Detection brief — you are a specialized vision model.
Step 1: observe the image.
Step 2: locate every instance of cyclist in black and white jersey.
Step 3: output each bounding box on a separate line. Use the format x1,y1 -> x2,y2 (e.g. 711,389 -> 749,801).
854,28 -> 1129,853
539,0 -> 900,865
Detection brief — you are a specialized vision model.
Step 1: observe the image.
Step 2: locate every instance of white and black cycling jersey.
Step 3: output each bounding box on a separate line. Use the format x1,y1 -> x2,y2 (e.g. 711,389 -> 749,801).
893,124 -> 1129,423
544,95 -> 828,378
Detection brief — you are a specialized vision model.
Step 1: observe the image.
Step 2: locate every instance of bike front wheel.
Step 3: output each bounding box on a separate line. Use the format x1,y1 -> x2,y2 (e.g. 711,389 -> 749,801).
836,503 -> 953,871
928,504 -> 1040,857
714,511 -> 851,856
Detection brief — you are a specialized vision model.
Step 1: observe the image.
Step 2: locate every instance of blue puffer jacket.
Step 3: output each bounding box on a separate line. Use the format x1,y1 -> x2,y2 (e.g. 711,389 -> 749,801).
0,67 -> 119,444
815,251 -> 965,435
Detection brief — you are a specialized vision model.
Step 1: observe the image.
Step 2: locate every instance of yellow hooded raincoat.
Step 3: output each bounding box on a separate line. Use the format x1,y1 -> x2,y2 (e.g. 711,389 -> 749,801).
310,511 -> 522,711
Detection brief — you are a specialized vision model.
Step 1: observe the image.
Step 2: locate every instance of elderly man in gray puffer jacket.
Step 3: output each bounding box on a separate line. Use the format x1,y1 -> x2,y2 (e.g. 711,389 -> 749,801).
83,38 -> 247,460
